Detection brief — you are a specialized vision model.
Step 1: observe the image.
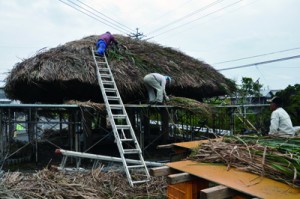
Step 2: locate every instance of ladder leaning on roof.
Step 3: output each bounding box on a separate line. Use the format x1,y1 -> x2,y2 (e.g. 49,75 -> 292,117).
91,48 -> 150,187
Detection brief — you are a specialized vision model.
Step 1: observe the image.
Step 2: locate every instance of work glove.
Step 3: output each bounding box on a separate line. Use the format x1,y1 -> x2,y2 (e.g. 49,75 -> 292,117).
165,96 -> 170,101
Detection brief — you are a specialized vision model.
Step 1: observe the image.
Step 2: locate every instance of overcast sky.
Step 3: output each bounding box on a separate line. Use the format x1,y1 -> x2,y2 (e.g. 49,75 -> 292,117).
1,0 -> 300,91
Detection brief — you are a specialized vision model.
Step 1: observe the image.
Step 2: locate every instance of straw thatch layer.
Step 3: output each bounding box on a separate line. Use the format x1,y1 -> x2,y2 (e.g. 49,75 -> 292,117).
5,35 -> 235,103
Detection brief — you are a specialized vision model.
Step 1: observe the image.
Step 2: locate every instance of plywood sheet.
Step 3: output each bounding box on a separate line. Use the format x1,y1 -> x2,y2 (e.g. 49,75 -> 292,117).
167,160 -> 300,199
172,138 -> 222,149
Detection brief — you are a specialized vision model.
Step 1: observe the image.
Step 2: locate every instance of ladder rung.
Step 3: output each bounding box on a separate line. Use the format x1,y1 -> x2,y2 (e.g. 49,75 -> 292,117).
113,114 -> 127,119
110,105 -> 123,109
103,81 -> 114,85
127,165 -> 145,169
95,59 -> 105,62
120,138 -> 134,142
94,53 -> 104,59
105,88 -> 117,92
100,74 -> 112,78
98,68 -> 109,72
108,96 -> 120,99
132,179 -> 150,184
124,149 -> 140,154
116,125 -> 131,129
107,96 -> 121,100
104,85 -> 115,89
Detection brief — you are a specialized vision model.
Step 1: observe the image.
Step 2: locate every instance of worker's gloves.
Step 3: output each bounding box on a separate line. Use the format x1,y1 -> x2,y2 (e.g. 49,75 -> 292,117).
165,96 -> 170,101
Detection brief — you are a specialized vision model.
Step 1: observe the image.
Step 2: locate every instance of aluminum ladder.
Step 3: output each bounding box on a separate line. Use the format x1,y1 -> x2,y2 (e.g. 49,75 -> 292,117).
91,48 -> 150,187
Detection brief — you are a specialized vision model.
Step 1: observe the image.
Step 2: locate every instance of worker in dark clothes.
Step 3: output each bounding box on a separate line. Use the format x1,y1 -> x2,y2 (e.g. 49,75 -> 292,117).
96,31 -> 118,56
143,73 -> 171,105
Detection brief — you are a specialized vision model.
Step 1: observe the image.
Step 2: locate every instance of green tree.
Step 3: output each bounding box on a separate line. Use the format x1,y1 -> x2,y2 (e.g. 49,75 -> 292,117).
234,77 -> 263,104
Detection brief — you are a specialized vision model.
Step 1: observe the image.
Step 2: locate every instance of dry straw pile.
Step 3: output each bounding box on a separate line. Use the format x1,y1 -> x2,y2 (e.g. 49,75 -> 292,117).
188,136 -> 300,188
0,166 -> 167,199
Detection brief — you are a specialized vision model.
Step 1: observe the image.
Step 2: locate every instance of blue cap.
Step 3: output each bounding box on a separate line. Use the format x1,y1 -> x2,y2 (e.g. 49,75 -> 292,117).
165,76 -> 171,85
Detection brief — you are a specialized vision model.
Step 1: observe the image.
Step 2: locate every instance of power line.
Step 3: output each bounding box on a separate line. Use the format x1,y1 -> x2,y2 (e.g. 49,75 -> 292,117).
146,0 -> 226,36
217,55 -> 300,71
143,0 -> 193,29
157,0 -> 260,43
145,0 -> 244,40
74,0 -> 134,33
213,47 -> 300,64
64,0 -> 130,34
58,0 -> 130,34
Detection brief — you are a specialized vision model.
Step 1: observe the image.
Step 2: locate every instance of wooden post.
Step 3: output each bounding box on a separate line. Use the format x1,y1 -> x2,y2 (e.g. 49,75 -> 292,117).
68,110 -> 75,151
74,110 -> 79,152
161,108 -> 169,144
142,109 -> 150,146
0,109 -> 3,158
8,109 -> 13,150
28,108 -> 37,162
28,109 -> 34,144
34,109 -> 38,163
83,109 -> 94,150
136,109 -> 145,154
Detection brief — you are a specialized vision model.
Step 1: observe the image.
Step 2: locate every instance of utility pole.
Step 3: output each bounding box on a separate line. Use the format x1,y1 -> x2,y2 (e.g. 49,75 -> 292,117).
129,28 -> 145,40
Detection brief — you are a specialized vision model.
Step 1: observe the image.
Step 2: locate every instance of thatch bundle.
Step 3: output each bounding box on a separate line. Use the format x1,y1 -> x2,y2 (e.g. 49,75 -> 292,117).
188,136 -> 300,188
5,35 -> 235,104
169,96 -> 212,117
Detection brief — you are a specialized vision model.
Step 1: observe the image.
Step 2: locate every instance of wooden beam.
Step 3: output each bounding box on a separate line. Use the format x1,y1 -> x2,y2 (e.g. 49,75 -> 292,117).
150,166 -> 172,177
200,185 -> 238,199
167,172 -> 196,184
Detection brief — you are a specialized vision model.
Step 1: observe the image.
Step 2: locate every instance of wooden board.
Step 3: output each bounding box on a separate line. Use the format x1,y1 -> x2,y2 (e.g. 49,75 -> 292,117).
172,138 -> 222,149
167,160 -> 300,199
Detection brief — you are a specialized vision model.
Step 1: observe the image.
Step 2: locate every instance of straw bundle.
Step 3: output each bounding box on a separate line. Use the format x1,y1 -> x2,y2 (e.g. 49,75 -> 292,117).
167,96 -> 212,117
188,136 -> 300,187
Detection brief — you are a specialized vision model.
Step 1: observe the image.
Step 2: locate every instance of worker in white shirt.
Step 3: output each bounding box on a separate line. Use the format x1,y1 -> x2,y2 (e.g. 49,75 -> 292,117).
268,96 -> 295,137
143,73 -> 171,105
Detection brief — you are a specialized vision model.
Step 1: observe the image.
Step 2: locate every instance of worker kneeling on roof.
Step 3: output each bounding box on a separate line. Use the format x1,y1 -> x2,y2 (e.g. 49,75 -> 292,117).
268,96 -> 295,137
96,31 -> 118,56
143,73 -> 171,105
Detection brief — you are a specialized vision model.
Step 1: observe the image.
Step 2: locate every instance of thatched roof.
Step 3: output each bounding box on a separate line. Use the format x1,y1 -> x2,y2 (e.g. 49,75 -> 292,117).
4,35 -> 235,104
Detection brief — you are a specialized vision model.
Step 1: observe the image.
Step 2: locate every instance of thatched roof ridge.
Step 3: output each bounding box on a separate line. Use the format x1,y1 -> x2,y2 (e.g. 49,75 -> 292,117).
4,35 -> 235,103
